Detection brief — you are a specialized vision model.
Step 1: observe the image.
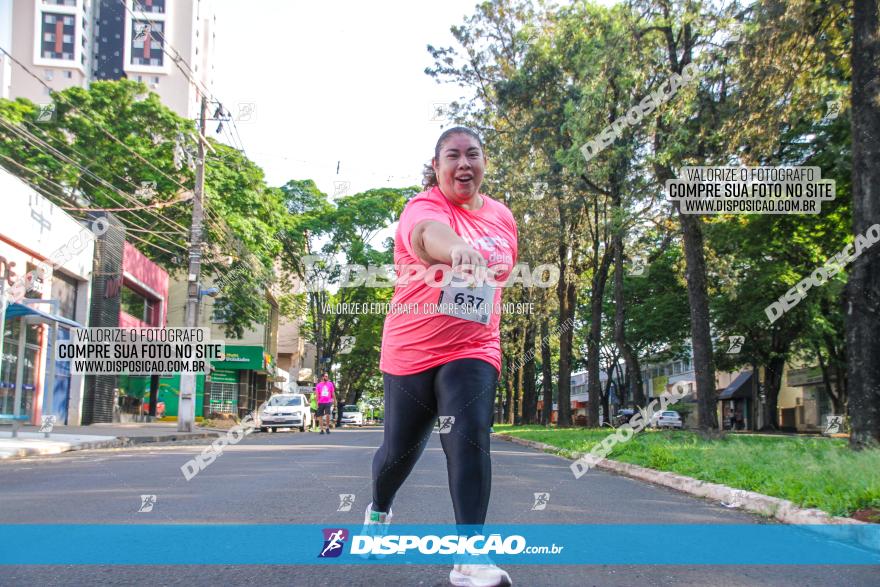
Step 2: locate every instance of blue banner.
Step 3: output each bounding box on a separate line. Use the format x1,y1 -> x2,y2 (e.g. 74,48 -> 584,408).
0,524 -> 878,565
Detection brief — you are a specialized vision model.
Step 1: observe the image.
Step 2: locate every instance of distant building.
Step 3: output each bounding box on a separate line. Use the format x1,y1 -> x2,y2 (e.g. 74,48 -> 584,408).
0,0 -> 215,118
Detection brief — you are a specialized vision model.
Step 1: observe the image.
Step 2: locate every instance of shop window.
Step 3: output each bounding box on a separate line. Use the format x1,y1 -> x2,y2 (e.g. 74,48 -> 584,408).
120,284 -> 157,325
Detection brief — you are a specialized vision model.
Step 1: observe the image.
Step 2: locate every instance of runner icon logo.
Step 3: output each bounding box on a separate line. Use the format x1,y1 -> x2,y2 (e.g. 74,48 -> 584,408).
138,495 -> 157,513
531,492 -> 549,510
338,494 -> 355,512
438,416 -> 455,433
319,528 -> 349,558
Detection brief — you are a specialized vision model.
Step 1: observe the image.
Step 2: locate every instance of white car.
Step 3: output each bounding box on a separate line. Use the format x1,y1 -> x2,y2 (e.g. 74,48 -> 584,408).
340,404 -> 364,426
258,393 -> 311,432
655,410 -> 683,429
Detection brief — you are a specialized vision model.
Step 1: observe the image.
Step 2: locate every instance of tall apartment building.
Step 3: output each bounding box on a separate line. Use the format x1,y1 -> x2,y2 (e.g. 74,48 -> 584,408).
0,0 -> 214,118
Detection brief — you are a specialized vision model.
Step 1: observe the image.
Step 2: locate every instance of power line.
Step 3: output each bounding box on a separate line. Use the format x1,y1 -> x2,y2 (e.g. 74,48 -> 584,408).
0,117 -> 191,243
123,0 -> 249,157
0,46 -> 195,197
17,116 -> 193,234
0,155 -> 187,260
0,150 -> 188,254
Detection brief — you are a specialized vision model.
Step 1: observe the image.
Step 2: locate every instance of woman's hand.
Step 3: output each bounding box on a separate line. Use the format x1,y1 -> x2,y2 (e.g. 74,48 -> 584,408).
450,243 -> 488,285
450,243 -> 486,269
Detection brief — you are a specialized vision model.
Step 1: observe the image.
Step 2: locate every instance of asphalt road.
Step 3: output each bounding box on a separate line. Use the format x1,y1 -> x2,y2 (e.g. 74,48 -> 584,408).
0,425 -> 877,586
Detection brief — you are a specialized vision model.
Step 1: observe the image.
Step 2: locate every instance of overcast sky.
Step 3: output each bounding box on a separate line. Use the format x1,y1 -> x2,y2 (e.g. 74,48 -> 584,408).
212,0 -> 483,199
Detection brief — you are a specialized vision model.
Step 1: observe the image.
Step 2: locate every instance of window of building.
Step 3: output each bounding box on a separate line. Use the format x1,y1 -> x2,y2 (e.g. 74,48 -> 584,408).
51,270 -> 79,320
135,0 -> 166,14
41,13 -> 77,60
120,284 -> 157,324
43,0 -> 77,6
44,69 -> 54,80
130,20 -> 164,66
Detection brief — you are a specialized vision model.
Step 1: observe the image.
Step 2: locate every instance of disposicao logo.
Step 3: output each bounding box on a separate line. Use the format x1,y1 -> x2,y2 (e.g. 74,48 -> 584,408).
319,528 -> 348,558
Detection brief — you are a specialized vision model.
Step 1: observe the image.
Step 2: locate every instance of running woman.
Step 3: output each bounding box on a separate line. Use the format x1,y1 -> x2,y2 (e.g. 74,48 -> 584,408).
365,127 -> 518,586
316,373 -> 335,434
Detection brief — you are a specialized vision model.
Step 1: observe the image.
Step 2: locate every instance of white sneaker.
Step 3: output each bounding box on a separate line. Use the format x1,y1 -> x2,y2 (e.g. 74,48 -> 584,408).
449,558 -> 512,587
360,502 -> 393,559
363,502 -> 392,525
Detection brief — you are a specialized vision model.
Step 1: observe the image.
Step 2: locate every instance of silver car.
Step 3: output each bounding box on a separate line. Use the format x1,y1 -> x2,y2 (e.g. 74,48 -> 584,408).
656,410 -> 683,429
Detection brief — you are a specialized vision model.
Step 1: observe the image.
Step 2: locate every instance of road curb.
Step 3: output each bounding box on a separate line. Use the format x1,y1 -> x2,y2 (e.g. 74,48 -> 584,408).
492,432 -> 879,552
0,432 -> 221,460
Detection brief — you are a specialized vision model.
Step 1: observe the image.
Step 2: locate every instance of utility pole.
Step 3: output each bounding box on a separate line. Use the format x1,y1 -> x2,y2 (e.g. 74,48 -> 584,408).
179,95 -> 208,432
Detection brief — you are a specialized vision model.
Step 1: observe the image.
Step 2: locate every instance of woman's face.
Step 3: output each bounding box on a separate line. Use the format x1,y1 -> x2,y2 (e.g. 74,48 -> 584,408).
432,133 -> 486,203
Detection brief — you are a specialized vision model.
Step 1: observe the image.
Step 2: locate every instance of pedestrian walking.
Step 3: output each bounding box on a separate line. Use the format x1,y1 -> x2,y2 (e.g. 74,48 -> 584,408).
364,127 -> 518,586
316,373 -> 335,434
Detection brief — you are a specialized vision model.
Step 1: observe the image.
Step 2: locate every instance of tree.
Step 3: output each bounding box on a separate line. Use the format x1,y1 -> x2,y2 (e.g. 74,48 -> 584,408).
0,80 -> 291,337
846,0 -> 880,448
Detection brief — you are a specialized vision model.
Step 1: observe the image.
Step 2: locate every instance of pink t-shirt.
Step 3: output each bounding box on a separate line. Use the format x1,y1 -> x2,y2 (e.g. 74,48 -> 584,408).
379,186 -> 518,376
316,381 -> 335,403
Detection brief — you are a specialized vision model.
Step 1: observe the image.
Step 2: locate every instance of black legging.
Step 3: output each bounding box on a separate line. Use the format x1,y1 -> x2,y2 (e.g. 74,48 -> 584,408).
371,358 -> 498,526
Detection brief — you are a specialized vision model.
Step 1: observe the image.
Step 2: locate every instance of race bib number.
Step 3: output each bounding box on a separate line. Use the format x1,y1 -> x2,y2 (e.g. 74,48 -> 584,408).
437,282 -> 494,325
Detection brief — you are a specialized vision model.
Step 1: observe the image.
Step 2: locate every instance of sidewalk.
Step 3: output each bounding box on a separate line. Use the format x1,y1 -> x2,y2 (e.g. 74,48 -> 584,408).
0,422 -> 221,460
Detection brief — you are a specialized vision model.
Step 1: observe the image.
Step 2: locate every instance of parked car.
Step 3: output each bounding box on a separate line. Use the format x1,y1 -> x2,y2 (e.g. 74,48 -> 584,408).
614,409 -> 636,427
257,393 -> 311,432
655,410 -> 683,429
340,404 -> 364,426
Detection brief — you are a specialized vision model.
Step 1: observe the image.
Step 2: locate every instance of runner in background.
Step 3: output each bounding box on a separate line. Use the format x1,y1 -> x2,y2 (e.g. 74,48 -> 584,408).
364,127 -> 518,587
316,372 -> 335,435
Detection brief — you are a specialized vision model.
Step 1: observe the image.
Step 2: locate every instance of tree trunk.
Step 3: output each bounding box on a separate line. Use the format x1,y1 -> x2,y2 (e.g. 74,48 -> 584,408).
540,318 -> 554,426
763,356 -> 786,431
521,321 -> 538,424
612,229 -> 647,408
587,247 -> 613,426
504,355 -> 515,425
557,279 -> 577,428
847,0 -> 880,449
678,212 -> 718,430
